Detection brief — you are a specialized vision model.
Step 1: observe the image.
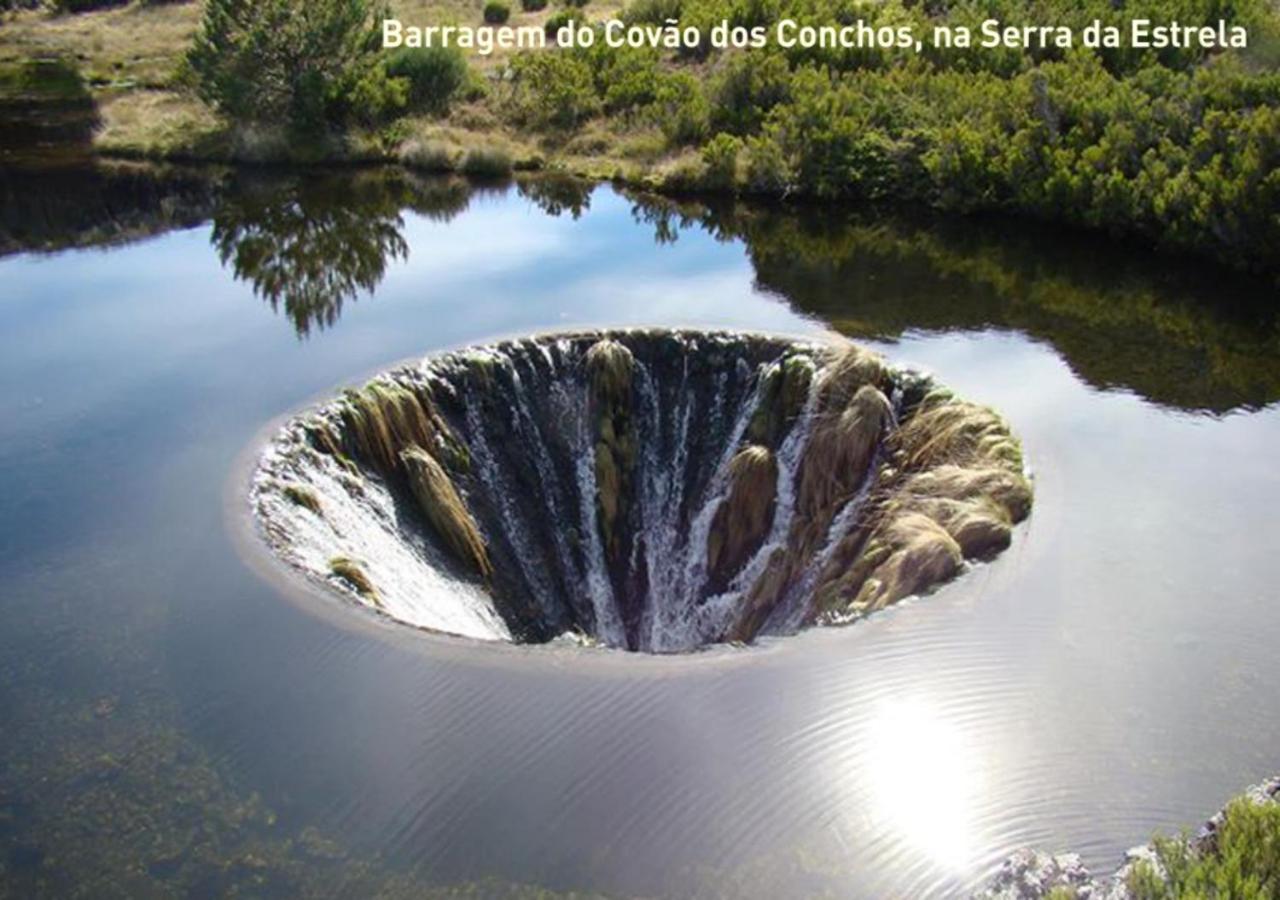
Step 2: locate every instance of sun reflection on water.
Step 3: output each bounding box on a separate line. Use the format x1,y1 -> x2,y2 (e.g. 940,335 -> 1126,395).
866,698 -> 984,871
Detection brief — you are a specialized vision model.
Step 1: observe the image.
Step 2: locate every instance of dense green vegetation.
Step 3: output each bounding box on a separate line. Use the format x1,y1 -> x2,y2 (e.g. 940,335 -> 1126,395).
4,0 -> 1278,271
385,45 -> 469,113
186,0 -> 411,135
1126,798 -> 1280,899
503,0 -> 1280,273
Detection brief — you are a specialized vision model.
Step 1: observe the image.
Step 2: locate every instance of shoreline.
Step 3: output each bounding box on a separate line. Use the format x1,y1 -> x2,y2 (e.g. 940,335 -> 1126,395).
976,775 -> 1280,899
8,140 -> 1278,288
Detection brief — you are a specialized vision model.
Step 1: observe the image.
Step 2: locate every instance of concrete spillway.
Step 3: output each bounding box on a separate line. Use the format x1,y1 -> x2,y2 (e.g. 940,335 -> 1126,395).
252,330 -> 1032,652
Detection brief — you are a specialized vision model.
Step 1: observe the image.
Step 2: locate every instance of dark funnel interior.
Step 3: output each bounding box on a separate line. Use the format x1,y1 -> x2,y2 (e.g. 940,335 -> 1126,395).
253,330 -> 1032,652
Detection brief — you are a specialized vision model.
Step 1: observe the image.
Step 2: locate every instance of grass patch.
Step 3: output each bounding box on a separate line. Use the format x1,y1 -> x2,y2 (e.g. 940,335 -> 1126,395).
459,145 -> 513,178
400,446 -> 493,580
328,557 -> 380,605
282,483 -> 322,516
93,90 -> 225,159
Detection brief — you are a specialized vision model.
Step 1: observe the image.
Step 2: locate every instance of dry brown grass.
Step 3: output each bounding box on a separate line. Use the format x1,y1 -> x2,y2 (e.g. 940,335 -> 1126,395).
815,392 -> 1033,616
587,339 -> 636,558
341,380 -> 441,474
796,382 -> 891,523
0,3 -> 199,88
892,396 -> 1023,471
398,117 -> 541,168
329,556 -> 382,605
93,88 -> 222,156
401,446 -> 493,580
706,445 -> 778,587
844,513 -> 963,612
814,342 -> 888,412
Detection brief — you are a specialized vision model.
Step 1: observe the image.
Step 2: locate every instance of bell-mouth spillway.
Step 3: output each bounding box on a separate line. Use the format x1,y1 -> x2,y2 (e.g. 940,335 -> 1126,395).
250,329 -> 1032,653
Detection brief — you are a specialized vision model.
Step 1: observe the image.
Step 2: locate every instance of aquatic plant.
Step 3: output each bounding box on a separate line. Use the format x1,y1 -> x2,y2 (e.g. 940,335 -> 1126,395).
328,557 -> 380,605
586,339 -> 637,564
746,352 -> 813,448
281,483 -> 322,516
340,380 -> 442,475
400,446 -> 493,580
705,445 -> 778,591
812,393 -> 1033,617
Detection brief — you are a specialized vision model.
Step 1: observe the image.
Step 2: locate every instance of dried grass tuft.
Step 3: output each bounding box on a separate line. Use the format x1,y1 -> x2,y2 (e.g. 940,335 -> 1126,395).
401,446 -> 493,581
707,445 -> 779,588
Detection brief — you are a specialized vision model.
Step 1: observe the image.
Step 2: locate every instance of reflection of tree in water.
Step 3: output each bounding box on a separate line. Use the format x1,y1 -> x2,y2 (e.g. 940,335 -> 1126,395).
212,174 -> 410,337
623,190 -> 1280,414
517,175 -> 593,220
211,172 -> 528,335
0,162 -> 218,256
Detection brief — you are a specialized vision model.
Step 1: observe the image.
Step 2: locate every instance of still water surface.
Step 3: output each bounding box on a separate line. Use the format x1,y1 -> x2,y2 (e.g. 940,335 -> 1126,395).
1,167 -> 1278,898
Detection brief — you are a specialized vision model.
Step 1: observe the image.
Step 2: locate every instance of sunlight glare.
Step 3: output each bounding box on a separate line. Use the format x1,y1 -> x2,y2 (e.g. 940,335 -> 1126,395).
866,697 -> 984,870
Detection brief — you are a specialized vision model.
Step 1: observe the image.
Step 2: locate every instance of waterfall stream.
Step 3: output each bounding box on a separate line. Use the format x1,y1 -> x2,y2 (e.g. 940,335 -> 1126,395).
252,330 -> 1032,652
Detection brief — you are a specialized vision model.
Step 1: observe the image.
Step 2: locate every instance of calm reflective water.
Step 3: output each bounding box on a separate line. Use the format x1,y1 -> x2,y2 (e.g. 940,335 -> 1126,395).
2,165 -> 1279,898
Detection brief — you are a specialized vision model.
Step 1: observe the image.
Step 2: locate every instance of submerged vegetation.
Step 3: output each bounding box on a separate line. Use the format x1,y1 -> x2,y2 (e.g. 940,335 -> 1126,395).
283,482 -> 323,516
2,0 -> 1277,272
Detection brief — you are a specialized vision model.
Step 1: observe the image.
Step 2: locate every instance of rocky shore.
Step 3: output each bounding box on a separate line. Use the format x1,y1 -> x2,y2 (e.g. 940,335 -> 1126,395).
975,775 -> 1280,899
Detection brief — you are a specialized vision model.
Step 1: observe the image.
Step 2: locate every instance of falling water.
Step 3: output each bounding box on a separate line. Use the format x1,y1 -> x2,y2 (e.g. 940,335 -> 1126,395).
251,329 -> 1031,652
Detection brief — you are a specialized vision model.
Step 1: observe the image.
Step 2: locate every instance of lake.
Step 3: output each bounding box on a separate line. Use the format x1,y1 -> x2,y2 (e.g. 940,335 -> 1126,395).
1,163 -> 1278,898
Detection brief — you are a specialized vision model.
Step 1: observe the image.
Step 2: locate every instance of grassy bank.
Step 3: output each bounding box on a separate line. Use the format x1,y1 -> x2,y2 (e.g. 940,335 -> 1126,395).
2,0 -> 1278,275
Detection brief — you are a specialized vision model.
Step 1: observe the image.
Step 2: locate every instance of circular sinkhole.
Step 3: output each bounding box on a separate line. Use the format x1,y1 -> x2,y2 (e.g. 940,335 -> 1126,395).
251,330 -> 1032,652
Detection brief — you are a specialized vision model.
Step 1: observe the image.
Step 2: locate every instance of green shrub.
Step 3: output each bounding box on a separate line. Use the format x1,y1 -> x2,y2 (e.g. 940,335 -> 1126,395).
743,132 -> 791,194
544,10 -> 579,37
651,72 -> 709,145
564,0 -> 590,8
492,0 -> 1280,274
579,44 -> 661,115
711,52 -> 791,136
521,0 -> 548,9
187,0 -> 401,135
460,146 -> 514,178
1126,798 -> 1280,899
623,0 -> 681,23
384,46 -> 468,114
700,132 -> 741,190
510,51 -> 598,128
483,1 -> 510,23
